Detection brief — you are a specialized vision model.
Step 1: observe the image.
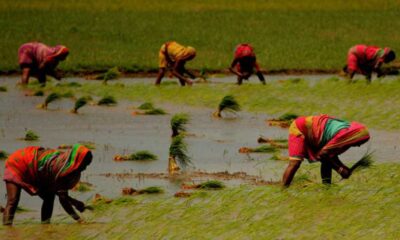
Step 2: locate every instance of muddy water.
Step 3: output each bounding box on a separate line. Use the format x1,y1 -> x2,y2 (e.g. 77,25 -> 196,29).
0,76 -> 399,220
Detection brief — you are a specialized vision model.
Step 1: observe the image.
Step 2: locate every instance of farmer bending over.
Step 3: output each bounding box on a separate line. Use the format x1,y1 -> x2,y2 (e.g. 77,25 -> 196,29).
229,43 -> 265,85
282,114 -> 370,187
3,144 -> 92,225
343,44 -> 396,83
155,41 -> 197,86
18,42 -> 69,85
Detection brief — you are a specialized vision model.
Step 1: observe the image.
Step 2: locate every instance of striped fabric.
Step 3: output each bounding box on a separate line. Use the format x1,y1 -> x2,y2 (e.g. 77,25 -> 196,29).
347,44 -> 391,74
288,115 -> 370,162
3,144 -> 90,195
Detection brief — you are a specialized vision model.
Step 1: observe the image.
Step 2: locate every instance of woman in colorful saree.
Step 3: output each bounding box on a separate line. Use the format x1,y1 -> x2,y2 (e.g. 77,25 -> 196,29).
155,41 -> 197,86
3,144 -> 92,225
282,115 -> 370,187
343,44 -> 396,83
18,42 -> 69,85
229,43 -> 265,85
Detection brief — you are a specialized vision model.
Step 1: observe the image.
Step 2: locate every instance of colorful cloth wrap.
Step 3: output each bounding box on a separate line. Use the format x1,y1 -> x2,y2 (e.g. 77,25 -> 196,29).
347,44 -> 391,74
288,115 -> 370,162
233,44 -> 260,73
3,144 -> 90,195
159,41 -> 196,68
18,42 -> 69,69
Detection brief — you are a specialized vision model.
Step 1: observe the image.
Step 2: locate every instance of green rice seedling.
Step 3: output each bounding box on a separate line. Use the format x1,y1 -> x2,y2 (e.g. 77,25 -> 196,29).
97,67 -> 121,84
72,181 -> 92,192
38,92 -> 61,109
0,86 -> 7,92
33,90 -> 44,96
169,135 -> 191,168
288,78 -> 303,84
112,197 -> 137,205
24,130 -> 39,141
16,206 -> 30,213
257,138 -> 286,143
56,82 -> 82,87
98,95 -> 117,106
267,113 -> 299,128
0,150 -> 8,160
214,95 -> 241,117
278,113 -> 298,121
257,137 -> 288,148
113,83 -> 125,88
350,151 -> 374,173
144,108 -> 166,115
270,152 -> 290,161
82,95 -> 93,101
129,150 -> 158,161
57,82 -> 82,87
171,113 -> 190,137
198,180 -> 225,189
239,145 -> 278,153
71,97 -> 88,113
60,91 -> 74,98
252,145 -> 279,153
138,102 -> 154,110
138,186 -> 164,194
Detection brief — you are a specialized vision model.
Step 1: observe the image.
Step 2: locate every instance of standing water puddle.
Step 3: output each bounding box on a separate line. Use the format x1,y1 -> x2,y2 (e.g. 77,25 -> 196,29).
0,76 -> 398,219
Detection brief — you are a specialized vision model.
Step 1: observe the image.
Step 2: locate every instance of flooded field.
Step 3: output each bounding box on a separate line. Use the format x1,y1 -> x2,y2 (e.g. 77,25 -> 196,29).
0,76 -> 399,220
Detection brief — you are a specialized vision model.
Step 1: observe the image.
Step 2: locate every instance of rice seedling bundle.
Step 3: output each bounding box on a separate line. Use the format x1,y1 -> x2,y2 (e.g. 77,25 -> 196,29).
24,130 -> 39,141
169,135 -> 191,167
138,186 -> 164,194
171,113 -> 190,137
98,95 -> 117,106
215,95 -> 241,117
71,97 -> 88,113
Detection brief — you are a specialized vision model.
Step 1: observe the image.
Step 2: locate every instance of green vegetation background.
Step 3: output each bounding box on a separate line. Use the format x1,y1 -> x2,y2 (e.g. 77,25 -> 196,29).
1,164 -> 399,239
1,0 -> 400,72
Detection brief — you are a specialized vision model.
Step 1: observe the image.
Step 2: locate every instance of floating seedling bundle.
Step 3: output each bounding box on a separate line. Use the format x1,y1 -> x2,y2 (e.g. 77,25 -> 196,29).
33,90 -> 44,96
0,86 -> 7,92
71,96 -> 89,113
37,92 -> 61,109
144,108 -> 166,115
214,95 -> 241,118
23,129 -> 39,141
267,113 -> 298,128
169,135 -> 191,174
138,102 -> 154,110
138,186 -> 164,194
122,186 -> 164,195
96,67 -> 121,84
114,150 -> 158,161
132,102 -> 167,115
56,82 -> 82,88
72,181 -> 93,192
0,150 -> 8,160
239,145 -> 278,153
98,95 -> 117,106
181,180 -> 225,190
257,136 -> 288,149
